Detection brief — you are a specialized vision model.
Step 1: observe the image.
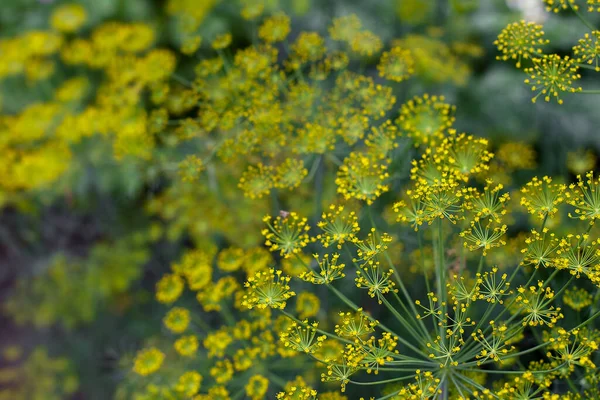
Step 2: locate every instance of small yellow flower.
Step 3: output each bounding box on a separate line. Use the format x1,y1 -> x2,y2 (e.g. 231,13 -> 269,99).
51,4 -> 87,33
495,20 -> 548,68
163,307 -> 190,334
156,273 -> 184,304
567,149 -> 596,175
243,268 -> 296,310
378,47 -> 415,82
335,152 -> 390,205
212,33 -> 232,50
329,14 -> 362,42
181,35 -> 202,55
258,13 -> 291,43
175,371 -> 202,397
174,335 -> 199,357
573,31 -> 600,71
246,374 -> 269,400
350,30 -> 383,57
296,292 -> 320,319
543,0 -> 578,13
525,54 -> 582,104
290,32 -> 326,63
133,347 -> 164,376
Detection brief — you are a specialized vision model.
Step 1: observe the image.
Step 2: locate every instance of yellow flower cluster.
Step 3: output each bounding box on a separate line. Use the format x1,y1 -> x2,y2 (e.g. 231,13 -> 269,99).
497,12 -> 600,103
8,4 -> 600,400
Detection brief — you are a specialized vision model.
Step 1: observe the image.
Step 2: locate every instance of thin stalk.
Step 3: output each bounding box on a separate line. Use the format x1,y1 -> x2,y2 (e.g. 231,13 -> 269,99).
434,219 -> 447,341
418,229 -> 432,294
384,251 -> 433,342
455,373 -> 500,399
381,296 -> 430,344
569,3 -> 596,31
349,375 -> 417,386
171,73 -> 192,88
577,63 -> 600,71
434,218 -> 448,400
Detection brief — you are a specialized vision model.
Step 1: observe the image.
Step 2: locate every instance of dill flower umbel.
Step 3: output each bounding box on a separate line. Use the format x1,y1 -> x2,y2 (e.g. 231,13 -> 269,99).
335,152 -> 390,205
51,4 -> 87,33
174,335 -> 199,357
524,54 -> 582,104
497,142 -> 537,170
155,273 -> 185,304
211,33 -> 232,50
329,14 -> 362,42
238,163 -> 275,199
316,205 -> 360,249
563,287 -> 593,311
520,176 -> 566,219
245,375 -> 269,400
567,149 -> 596,175
175,371 -> 202,397
280,320 -> 326,354
567,171 -> 600,222
163,307 -> 190,333
377,46 -> 415,82
396,94 -> 455,146
262,212 -> 311,257
242,269 -> 296,310
299,253 -> 346,284
133,347 -> 165,376
573,31 -> 600,72
296,292 -> 320,319
258,13 -> 291,43
543,0 -> 578,13
495,20 -> 548,68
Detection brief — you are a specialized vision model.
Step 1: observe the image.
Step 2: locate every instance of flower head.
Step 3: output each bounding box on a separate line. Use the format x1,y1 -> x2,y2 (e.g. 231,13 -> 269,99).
133,347 -> 164,376
258,13 -> 291,43
51,4 -> 87,33
280,320 -> 326,354
524,54 -> 581,104
568,171 -> 600,223
396,94 -> 455,146
377,46 -> 415,82
163,307 -> 190,334
573,31 -> 600,72
156,273 -> 184,304
262,212 -> 311,258
299,253 -> 346,285
316,205 -> 360,248
335,152 -> 390,205
495,20 -> 548,68
243,269 -> 296,310
174,335 -> 199,357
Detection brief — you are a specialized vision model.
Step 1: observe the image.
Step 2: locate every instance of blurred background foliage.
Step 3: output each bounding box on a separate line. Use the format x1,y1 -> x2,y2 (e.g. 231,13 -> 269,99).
0,0 -> 598,399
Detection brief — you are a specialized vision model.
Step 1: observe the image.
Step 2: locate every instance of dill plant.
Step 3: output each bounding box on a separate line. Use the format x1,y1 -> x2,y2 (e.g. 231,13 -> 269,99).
496,2 -> 600,103
127,3 -> 600,398
2,1 -> 600,399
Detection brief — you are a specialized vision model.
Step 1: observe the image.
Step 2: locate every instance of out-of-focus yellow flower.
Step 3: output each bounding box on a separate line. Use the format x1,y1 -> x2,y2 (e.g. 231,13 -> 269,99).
133,347 -> 165,376
51,4 -> 87,33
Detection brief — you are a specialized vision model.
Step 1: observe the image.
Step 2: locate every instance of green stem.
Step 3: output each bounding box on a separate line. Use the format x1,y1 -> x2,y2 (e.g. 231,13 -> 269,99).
349,374 -> 416,386
577,63 -> 599,71
434,218 -> 448,400
569,3 -> 596,31
381,296 -> 430,345
434,219 -> 447,340
383,251 -> 433,342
